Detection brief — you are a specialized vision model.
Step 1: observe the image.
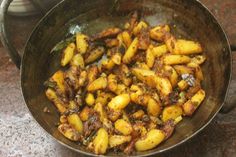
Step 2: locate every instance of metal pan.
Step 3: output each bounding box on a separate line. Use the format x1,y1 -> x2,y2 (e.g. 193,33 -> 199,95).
1,0 -> 236,156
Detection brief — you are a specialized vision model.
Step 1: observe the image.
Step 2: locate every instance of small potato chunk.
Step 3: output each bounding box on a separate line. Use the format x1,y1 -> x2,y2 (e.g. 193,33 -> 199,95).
85,93 -> 95,106
101,59 -> 116,70
70,53 -> 85,68
163,65 -> 178,87
109,135 -> 131,148
94,103 -> 107,122
123,37 -> 139,64
105,38 -> 119,48
76,33 -> 89,54
155,76 -> 173,96
93,27 -> 121,40
195,65 -> 204,81
121,31 -> 132,47
108,94 -> 130,110
146,45 -> 155,68
58,124 -> 80,141
183,89 -> 205,116
111,53 -> 122,65
135,129 -> 165,151
85,47 -> 105,64
45,88 -> 66,113
162,105 -> 183,122
61,43 -> 75,66
91,128 -> 109,155
152,44 -> 168,57
147,98 -> 161,117
67,113 -> 83,133
50,70 -> 65,93
115,119 -> 133,135
133,21 -> 148,35
87,65 -> 99,84
95,92 -> 114,106
132,110 -> 145,119
163,55 -> 191,65
178,80 -> 189,91
175,39 -> 203,55
150,25 -> 170,41
174,65 -> 194,75
188,55 -> 206,66
108,74 -> 118,92
87,77 -> 107,92
79,106 -> 91,121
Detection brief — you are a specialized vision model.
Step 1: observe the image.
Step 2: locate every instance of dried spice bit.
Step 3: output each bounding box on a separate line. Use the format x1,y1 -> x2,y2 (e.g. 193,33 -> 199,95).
43,106 -> 50,113
168,90 -> 180,104
92,27 -> 121,41
161,119 -> 175,140
181,74 -> 195,86
83,112 -> 102,137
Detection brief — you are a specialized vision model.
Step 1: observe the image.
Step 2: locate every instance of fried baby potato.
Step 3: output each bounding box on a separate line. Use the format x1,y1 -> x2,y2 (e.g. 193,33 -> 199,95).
150,25 -> 170,41
183,89 -> 205,116
109,135 -> 131,148
163,55 -> 191,65
79,106 -> 91,121
121,31 -> 132,47
132,109 -> 145,119
85,93 -> 95,106
174,65 -> 194,75
95,92 -> 114,106
50,70 -> 65,93
133,21 -> 148,36
155,76 -> 173,96
58,124 -> 80,141
122,37 -> 139,64
87,65 -> 99,84
61,43 -> 75,66
90,128 -> 109,155
108,94 -> 130,110
94,103 -> 107,122
163,65 -> 178,87
174,39 -> 203,55
87,76 -> 107,92
162,105 -> 183,122
92,27 -> 121,40
70,53 -> 85,68
108,74 -> 118,92
152,44 -> 168,57
85,47 -> 105,64
101,58 -> 116,70
135,129 -> 165,151
147,98 -> 162,117
76,33 -> 89,54
146,45 -> 155,68
115,119 -> 133,135
67,113 -> 83,133
45,88 -> 66,113
177,80 -> 189,91
164,33 -> 179,54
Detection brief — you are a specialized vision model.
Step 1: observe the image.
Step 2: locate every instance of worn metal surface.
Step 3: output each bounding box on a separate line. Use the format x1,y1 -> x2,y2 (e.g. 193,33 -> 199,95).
0,0 -> 236,156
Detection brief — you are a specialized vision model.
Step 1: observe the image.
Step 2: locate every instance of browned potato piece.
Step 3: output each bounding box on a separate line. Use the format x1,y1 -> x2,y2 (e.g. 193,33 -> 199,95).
87,76 -> 107,92
79,106 -> 91,121
175,40 -> 203,55
94,103 -> 107,122
101,59 -> 116,70
162,105 -> 183,122
146,45 -> 155,68
109,135 -> 131,148
155,76 -> 173,97
150,25 -> 170,41
122,38 -> 139,63
111,53 -> 122,65
76,33 -> 89,54
121,31 -> 132,47
174,65 -> 194,75
67,113 -> 83,133
85,47 -> 105,64
132,110 -> 145,119
61,43 -> 75,66
58,124 -> 80,141
163,55 -> 191,65
95,92 -> 114,106
108,74 -> 118,92
183,89 -> 205,116
152,44 -> 168,57
164,33 -> 179,54
70,53 -> 85,68
118,64 -> 132,87
133,21 -> 148,35
177,80 -> 189,91
108,94 -> 130,110
138,28 -> 150,50
92,27 -> 121,40
163,65 -> 178,87
87,65 -> 99,84
115,119 -> 133,135
188,55 -> 206,66
195,65 -> 204,81
147,98 -> 162,117
105,39 -> 119,48
50,70 -> 65,93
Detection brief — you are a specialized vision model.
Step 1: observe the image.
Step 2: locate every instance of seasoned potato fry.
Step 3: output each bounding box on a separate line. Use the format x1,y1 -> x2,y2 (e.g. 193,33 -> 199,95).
163,55 -> 191,65
135,62 -> 150,70
132,109 -> 145,119
133,21 -> 148,35
131,68 -> 157,87
79,106 -> 91,121
111,53 -> 122,65
101,59 -> 116,70
60,115 -> 67,123
105,38 -> 119,48
135,129 -> 165,151
85,47 -> 105,64
121,31 -> 132,47
58,124 -> 80,141
162,105 -> 183,122
61,43 -> 75,66
91,128 -> 109,154
123,38 -> 139,63
108,94 -> 130,110
108,74 -> 118,92
93,27 -> 121,40
50,70 -> 65,93
67,113 -> 83,133
152,44 -> 168,57
183,89 -> 205,116
178,80 -> 189,91
45,88 -> 66,113
133,123 -> 148,136
78,70 -> 87,87
87,76 -> 107,92
174,65 -> 194,75
95,92 -> 114,106
146,45 -> 155,68
155,76 -> 173,96
195,65 -> 204,81
188,55 -> 206,66
94,103 -> 107,122
175,39 -> 203,55
87,66 -> 99,84
163,65 -> 178,87
147,98 -> 162,117
150,25 -> 170,41
76,33 -> 89,54
109,135 -> 131,148
115,119 -> 133,135
85,93 -> 95,106
164,33 -> 179,54
70,53 -> 85,68
174,116 -> 183,125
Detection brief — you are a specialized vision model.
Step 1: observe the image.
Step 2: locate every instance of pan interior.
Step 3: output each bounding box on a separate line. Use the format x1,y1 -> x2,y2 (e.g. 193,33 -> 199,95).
21,0 -> 231,156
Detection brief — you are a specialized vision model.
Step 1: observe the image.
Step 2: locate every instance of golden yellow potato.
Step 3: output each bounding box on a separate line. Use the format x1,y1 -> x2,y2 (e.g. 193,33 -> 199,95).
87,76 -> 107,92
115,119 -> 133,135
147,98 -> 161,117
79,106 -> 90,121
122,38 -> 139,63
58,124 -> 80,141
85,93 -> 95,106
162,105 -> 183,122
50,70 -> 65,93
121,31 -> 132,47
101,59 -> 116,70
76,33 -> 89,54
70,53 -> 84,68
195,65 -> 204,81
146,45 -> 155,68
67,113 -> 83,133
175,39 -> 203,55
155,76 -> 173,96
174,65 -> 194,75
111,53 -> 122,65
87,66 -> 99,84
85,47 -> 105,64
132,110 -> 145,119
91,128 -> 109,155
61,43 -> 75,66
163,65 -> 178,87
135,129 -> 165,151
108,94 -> 130,110
108,74 -> 118,92
152,44 -> 168,57
109,135 -> 131,148
177,80 -> 189,91
94,102 -> 107,122
188,55 -> 206,66
163,54 -> 191,65
150,25 -> 170,41
133,21 -> 148,35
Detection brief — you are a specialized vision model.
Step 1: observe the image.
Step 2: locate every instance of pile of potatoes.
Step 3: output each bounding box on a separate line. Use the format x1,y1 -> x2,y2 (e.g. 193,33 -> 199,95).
45,12 -> 206,155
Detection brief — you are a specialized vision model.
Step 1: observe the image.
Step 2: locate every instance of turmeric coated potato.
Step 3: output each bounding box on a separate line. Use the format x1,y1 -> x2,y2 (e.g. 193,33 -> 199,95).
76,33 -> 89,54
61,43 -> 75,66
67,113 -> 83,133
109,135 -> 131,148
90,128 -> 109,155
108,94 -> 130,110
58,124 -> 80,141
87,76 -> 107,92
115,119 -> 133,135
122,38 -> 139,63
162,105 -> 183,122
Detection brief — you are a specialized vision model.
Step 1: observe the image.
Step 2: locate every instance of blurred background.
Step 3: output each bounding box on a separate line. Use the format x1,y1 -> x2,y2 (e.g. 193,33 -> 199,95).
0,0 -> 236,157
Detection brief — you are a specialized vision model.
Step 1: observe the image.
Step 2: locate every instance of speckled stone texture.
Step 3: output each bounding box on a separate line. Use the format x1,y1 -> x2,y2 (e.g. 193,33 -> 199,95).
0,0 -> 236,157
